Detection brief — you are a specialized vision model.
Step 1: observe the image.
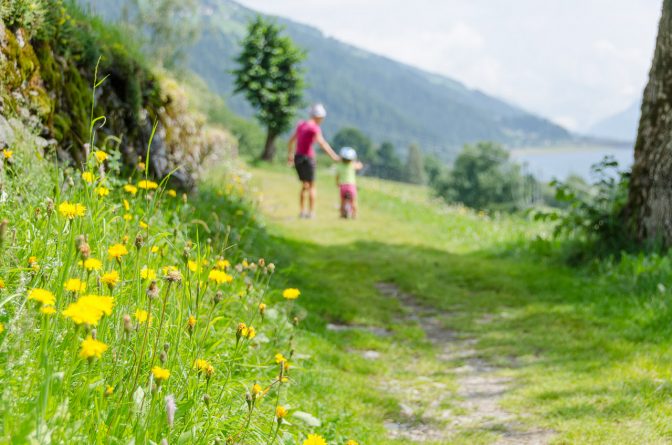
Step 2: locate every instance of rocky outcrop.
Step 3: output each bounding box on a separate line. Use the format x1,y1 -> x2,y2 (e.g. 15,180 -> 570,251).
0,19 -> 236,188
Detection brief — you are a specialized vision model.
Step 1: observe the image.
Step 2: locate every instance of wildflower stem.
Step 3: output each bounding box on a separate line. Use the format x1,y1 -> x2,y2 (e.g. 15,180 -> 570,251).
129,297 -> 153,396
149,282 -> 173,368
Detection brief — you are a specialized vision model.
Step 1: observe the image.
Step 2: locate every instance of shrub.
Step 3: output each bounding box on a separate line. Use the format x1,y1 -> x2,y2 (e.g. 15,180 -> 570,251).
534,156 -> 631,252
432,142 -> 536,211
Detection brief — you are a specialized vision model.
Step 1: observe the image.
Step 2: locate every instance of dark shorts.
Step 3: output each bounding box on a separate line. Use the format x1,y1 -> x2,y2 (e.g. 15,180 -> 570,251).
294,155 -> 316,183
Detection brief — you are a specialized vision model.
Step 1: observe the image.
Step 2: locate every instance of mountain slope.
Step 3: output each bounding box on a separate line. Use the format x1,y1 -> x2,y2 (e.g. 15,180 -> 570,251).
587,100 -> 641,142
82,0 -> 571,158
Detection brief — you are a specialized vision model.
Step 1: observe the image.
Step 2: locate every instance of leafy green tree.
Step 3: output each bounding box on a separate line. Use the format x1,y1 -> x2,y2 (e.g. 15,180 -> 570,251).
423,154 -> 444,186
433,142 -> 524,210
332,127 -> 373,162
372,141 -> 404,181
405,144 -> 425,184
233,17 -> 305,161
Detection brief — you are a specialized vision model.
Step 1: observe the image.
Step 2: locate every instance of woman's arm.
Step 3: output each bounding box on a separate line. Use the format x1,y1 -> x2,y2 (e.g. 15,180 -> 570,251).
287,132 -> 298,166
316,133 -> 340,161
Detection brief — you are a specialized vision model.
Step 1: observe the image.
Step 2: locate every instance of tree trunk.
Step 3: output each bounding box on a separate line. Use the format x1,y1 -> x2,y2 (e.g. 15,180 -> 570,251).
260,130 -> 278,161
625,0 -> 672,246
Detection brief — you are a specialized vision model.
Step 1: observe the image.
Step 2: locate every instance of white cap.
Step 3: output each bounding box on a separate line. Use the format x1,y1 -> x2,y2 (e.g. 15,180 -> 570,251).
339,147 -> 357,161
309,103 -> 327,118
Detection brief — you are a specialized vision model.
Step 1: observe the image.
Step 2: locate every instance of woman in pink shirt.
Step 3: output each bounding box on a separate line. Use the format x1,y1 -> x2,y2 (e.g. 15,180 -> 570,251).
287,103 -> 340,219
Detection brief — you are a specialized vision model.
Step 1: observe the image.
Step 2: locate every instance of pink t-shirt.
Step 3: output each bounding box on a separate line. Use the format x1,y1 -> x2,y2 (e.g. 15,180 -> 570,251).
295,120 -> 321,158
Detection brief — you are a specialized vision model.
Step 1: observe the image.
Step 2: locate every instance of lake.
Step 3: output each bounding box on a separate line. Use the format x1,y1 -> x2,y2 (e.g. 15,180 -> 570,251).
510,146 -> 634,181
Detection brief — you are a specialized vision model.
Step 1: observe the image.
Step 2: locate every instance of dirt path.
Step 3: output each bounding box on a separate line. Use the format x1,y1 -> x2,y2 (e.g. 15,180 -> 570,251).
376,283 -> 554,444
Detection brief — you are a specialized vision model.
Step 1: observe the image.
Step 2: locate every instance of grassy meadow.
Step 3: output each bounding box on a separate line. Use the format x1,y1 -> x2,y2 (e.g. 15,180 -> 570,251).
245,164 -> 672,444
0,130 -> 332,444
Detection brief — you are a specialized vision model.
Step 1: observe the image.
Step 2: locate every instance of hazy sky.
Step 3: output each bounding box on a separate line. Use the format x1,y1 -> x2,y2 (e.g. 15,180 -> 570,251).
236,0 -> 661,131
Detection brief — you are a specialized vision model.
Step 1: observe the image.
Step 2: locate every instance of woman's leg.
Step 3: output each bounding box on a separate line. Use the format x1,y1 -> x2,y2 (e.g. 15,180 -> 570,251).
308,182 -> 316,217
300,181 -> 310,215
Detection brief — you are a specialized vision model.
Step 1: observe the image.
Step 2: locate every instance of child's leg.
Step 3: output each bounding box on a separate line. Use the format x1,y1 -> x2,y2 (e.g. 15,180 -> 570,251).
339,186 -> 346,217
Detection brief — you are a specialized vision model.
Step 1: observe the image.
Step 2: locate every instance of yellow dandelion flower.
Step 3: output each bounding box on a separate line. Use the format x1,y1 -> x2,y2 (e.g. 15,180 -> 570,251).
345,441 -> 359,445
123,199 -> 130,211
63,303 -> 101,325
40,306 -> 56,315
276,405 -> 288,419
246,326 -> 256,340
236,322 -> 248,339
151,366 -> 170,382
0,323 -> 4,334
303,434 -> 327,445
187,260 -> 198,273
2,149 -> 13,159
78,295 -> 114,316
166,189 -> 177,197
138,180 -> 159,190
151,246 -> 159,253
62,295 -> 114,326
282,288 -> 300,300
94,150 -> 108,163
134,309 -> 150,324
216,259 -> 230,270
123,184 -> 138,195
252,383 -> 262,396
101,270 -> 120,288
108,244 -> 128,260
123,213 -> 133,221
139,221 -> 148,229
187,315 -> 196,329
27,256 -> 39,271
27,288 -> 55,306
194,358 -> 211,373
64,278 -> 86,293
82,171 -> 95,183
0,278 -> 5,289
58,201 -> 86,219
104,385 -> 114,396
274,353 -> 286,364
79,335 -> 108,359
83,258 -> 103,271
95,186 -> 110,197
140,267 -> 156,280
208,269 -> 232,284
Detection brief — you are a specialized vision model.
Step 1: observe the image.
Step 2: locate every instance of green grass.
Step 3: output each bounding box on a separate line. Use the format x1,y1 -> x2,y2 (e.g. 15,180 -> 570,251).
246,165 -> 672,444
0,126 -> 329,444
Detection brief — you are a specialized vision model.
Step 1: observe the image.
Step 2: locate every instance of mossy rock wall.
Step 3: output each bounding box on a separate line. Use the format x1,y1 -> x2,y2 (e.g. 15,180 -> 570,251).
0,19 -> 236,187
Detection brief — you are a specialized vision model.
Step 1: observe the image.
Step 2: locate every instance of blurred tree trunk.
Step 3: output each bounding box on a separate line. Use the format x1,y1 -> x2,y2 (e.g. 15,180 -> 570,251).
625,0 -> 672,246
260,130 -> 278,161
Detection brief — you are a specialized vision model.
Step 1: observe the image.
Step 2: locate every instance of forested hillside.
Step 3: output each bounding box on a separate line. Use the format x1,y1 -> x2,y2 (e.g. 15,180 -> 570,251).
80,0 -> 572,158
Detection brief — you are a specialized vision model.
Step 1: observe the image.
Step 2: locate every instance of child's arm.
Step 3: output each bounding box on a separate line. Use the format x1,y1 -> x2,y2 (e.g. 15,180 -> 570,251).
354,161 -> 364,171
